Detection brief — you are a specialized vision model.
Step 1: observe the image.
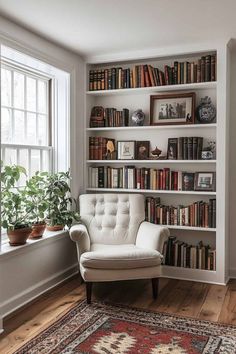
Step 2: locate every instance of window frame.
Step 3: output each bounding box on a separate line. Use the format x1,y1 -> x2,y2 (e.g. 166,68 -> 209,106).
1,44 -> 71,247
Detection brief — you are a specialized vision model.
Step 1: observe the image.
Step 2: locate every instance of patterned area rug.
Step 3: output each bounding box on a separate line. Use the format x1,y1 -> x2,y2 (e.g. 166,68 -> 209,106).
14,300 -> 236,354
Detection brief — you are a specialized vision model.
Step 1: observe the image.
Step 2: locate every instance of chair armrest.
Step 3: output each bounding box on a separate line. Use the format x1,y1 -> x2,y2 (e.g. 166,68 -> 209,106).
69,224 -> 91,254
136,221 -> 170,253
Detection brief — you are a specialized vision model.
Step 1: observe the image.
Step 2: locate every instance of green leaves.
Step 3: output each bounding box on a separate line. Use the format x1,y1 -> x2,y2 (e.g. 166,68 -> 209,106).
1,163 -> 80,230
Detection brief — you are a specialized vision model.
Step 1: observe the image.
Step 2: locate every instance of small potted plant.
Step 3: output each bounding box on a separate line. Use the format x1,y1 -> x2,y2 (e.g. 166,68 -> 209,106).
44,171 -> 80,231
1,163 -> 32,246
25,172 -> 48,239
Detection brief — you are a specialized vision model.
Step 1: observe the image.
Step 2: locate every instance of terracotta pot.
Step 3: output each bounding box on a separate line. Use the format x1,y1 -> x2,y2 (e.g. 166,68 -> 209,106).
7,227 -> 32,246
29,223 -> 46,239
46,224 -> 64,231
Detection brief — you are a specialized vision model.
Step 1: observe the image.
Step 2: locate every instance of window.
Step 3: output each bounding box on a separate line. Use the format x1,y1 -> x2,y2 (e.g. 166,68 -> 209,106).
1,63 -> 52,182
1,44 -> 70,246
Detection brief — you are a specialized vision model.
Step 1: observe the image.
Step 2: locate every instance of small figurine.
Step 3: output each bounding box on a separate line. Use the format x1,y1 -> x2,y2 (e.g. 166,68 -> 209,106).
151,146 -> 162,158
106,140 -> 116,160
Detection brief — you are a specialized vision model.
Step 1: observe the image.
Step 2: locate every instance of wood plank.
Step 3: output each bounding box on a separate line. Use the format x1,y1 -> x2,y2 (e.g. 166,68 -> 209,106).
198,284 -> 228,322
218,280 -> 236,324
175,282 -> 209,318
148,279 -> 189,313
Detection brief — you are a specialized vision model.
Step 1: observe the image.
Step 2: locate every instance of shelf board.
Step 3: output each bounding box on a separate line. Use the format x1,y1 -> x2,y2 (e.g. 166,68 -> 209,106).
160,225 -> 216,232
86,187 -> 216,195
86,81 -> 216,96
87,123 -> 217,131
86,159 -> 217,164
162,265 -> 215,273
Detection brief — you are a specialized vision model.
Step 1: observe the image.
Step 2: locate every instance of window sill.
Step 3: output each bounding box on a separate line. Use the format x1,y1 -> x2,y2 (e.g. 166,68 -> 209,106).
0,230 -> 70,260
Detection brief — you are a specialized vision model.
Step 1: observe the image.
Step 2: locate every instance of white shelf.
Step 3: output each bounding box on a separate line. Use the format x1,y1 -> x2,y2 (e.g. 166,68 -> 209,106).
85,46 -> 230,285
86,81 -> 217,96
86,187 -> 216,195
86,159 -> 216,164
87,123 -> 217,131
160,225 -> 216,232
161,265 -> 217,284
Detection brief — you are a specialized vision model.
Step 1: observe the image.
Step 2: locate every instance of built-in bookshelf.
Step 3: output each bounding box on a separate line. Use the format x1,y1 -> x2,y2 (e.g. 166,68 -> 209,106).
84,43 -> 230,285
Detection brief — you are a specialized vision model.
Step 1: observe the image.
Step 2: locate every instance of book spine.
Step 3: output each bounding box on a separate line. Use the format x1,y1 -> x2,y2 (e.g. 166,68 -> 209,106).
201,56 -> 206,82
211,54 -> 216,81
187,137 -> 193,160
89,70 -> 94,91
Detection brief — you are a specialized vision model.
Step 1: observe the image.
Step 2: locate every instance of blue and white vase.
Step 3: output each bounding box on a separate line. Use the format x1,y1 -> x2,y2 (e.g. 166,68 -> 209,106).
196,96 -> 216,124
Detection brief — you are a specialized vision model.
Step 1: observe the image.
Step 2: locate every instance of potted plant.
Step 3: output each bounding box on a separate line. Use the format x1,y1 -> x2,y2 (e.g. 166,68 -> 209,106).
44,171 -> 80,231
24,172 -> 48,239
1,163 -> 32,246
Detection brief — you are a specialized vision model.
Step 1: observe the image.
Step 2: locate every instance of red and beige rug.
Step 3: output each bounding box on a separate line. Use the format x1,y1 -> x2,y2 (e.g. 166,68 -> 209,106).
14,300 -> 236,353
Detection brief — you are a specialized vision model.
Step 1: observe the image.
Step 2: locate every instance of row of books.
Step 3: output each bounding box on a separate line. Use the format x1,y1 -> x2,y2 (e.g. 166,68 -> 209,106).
167,137 -> 203,160
89,136 -> 206,161
90,108 -> 129,128
163,237 -> 216,270
145,197 -> 216,228
89,55 -> 216,91
88,166 -> 214,191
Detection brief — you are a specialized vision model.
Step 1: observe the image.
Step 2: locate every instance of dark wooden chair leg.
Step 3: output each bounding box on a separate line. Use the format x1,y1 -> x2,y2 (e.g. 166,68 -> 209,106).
152,278 -> 159,299
86,282 -> 92,304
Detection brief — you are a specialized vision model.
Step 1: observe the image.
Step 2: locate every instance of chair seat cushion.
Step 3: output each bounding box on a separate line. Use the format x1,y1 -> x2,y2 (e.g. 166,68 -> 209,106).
80,244 -> 162,270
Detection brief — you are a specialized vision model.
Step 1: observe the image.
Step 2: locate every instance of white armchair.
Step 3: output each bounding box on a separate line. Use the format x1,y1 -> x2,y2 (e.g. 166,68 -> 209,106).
70,193 -> 169,303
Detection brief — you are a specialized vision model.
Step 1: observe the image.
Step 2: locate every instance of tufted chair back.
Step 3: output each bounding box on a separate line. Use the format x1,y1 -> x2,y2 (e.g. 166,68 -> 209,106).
79,194 -> 145,245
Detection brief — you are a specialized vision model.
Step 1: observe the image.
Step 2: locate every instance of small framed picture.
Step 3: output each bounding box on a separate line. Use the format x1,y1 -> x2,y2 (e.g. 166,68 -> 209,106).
194,172 -> 216,191
167,138 -> 178,160
136,141 -> 150,160
150,92 -> 196,126
182,172 -> 194,191
117,141 -> 136,160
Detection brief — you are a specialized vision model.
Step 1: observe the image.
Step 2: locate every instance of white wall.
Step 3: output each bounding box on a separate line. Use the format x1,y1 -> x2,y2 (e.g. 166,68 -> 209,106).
0,233 -> 78,319
0,16 -> 84,331
229,47 -> 236,277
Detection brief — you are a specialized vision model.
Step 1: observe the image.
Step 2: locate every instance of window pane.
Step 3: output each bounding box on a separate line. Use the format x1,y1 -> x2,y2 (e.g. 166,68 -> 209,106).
1,68 -> 12,106
1,107 -> 12,143
26,112 -> 36,144
38,114 -> 47,145
27,77 -> 36,111
5,148 -> 17,165
13,72 -> 24,109
14,110 -> 25,143
30,149 -> 40,176
38,80 -> 47,113
42,150 -> 50,171
19,149 -> 28,185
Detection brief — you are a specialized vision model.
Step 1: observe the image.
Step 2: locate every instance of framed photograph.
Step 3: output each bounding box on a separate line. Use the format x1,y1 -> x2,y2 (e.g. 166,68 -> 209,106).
167,138 -> 178,160
117,141 -> 136,160
182,172 -> 194,191
194,172 -> 216,191
136,141 -> 150,160
150,92 -> 196,125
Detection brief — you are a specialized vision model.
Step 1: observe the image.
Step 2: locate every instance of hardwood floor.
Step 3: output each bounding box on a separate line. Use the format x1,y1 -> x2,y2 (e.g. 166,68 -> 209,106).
1,276 -> 236,353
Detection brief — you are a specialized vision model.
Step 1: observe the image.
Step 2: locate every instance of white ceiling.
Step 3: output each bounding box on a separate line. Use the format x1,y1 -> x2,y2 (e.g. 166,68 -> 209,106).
0,0 -> 236,59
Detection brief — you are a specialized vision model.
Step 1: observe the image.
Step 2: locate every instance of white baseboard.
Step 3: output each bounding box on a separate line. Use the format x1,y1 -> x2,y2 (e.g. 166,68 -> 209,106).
0,264 -> 79,321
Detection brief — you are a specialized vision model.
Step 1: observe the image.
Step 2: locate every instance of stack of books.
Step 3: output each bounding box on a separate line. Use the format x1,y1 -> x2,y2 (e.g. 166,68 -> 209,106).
104,108 -> 129,127
145,197 -> 216,228
168,137 -> 203,160
89,54 -> 216,91
89,137 -> 115,160
163,236 -> 216,271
